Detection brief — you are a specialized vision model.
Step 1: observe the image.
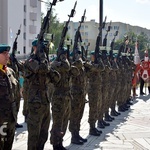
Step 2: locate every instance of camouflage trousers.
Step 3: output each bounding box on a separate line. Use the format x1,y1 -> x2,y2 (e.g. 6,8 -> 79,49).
88,86 -> 101,128
69,91 -> 85,133
27,103 -> 50,150
50,91 -> 71,146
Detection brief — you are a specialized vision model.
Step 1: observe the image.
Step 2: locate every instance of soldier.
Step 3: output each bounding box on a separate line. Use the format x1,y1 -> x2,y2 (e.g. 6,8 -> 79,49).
69,50 -> 87,145
50,48 -> 79,150
24,39 -> 60,150
0,44 -> 17,150
87,51 -> 104,136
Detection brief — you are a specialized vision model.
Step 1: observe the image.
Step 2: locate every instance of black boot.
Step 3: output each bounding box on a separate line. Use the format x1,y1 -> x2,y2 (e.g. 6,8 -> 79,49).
53,144 -> 62,150
118,105 -> 125,112
114,109 -> 121,115
89,128 -> 101,136
71,132 -> 84,145
78,135 -> 87,142
102,119 -> 110,126
104,112 -> 113,122
59,142 -> 67,150
111,110 -> 118,116
97,120 -> 105,128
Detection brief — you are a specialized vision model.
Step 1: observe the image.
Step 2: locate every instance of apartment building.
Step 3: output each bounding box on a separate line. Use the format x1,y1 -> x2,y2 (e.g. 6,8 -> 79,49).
68,20 -> 150,52
0,0 -> 41,58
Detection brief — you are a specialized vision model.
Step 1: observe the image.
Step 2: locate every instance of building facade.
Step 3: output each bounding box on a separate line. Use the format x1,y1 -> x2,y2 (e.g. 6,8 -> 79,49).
68,20 -> 150,53
0,0 -> 41,59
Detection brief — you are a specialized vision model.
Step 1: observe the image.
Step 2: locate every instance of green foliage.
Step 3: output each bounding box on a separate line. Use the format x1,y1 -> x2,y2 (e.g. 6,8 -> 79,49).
114,31 -> 150,59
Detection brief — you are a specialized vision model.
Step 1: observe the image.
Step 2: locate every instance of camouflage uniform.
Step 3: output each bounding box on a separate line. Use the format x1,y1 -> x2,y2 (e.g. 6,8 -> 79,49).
24,51 -> 60,150
50,54 -> 79,149
69,58 -> 87,144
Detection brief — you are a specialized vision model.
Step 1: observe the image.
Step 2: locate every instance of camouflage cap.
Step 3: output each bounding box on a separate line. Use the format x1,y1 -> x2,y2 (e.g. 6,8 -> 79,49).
0,44 -> 11,53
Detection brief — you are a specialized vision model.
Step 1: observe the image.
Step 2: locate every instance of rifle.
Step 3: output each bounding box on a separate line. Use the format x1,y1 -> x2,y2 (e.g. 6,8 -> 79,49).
11,25 -> 21,61
72,9 -> 86,61
109,27 -> 119,60
94,16 -> 107,64
36,0 -> 63,60
57,1 -> 77,61
102,20 -> 111,47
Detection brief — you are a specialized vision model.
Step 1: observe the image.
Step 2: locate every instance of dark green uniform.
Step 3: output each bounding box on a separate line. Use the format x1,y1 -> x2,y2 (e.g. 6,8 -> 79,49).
0,55 -> 17,150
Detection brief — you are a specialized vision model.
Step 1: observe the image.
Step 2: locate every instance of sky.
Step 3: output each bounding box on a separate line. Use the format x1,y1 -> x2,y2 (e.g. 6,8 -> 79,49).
41,0 -> 150,30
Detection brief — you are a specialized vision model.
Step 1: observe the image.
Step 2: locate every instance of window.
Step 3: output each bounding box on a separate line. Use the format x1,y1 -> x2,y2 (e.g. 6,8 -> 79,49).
24,5 -> 26,12
24,19 -> 26,26
23,46 -> 26,54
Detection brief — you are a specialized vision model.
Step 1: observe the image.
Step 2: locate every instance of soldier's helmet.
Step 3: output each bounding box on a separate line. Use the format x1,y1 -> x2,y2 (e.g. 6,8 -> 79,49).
0,44 -> 10,53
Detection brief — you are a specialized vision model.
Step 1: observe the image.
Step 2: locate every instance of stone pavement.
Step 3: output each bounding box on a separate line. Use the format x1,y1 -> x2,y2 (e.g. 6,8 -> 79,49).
12,88 -> 150,150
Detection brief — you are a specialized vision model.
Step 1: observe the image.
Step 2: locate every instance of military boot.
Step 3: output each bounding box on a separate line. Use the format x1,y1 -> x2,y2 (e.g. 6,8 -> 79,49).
102,119 -> 110,126
53,144 -> 62,150
89,128 -> 101,136
78,135 -> 87,143
71,132 -> 84,145
104,112 -> 113,122
97,120 -> 105,128
59,142 -> 67,150
111,109 -> 118,116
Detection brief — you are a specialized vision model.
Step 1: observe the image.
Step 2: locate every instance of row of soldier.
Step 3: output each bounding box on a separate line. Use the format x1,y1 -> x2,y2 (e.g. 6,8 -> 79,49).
0,2 -> 136,150
0,34 -> 135,150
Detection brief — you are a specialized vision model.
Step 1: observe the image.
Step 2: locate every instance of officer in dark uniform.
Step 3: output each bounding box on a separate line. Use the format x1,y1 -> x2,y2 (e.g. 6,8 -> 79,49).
0,44 -> 17,150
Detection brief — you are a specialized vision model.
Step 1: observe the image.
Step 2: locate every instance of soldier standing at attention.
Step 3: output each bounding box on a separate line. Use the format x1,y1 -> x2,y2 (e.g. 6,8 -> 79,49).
50,48 -> 79,150
24,39 -> 60,150
87,51 -> 104,136
0,44 -> 17,150
69,50 -> 87,145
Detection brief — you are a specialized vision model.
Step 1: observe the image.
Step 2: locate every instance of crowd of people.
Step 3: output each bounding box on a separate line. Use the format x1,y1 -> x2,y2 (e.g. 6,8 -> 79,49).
1,34 -> 145,150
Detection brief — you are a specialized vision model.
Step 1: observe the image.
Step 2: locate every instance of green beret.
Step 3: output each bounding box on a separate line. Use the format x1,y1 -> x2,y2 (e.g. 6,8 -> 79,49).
90,51 -> 95,55
32,39 -> 38,46
0,44 -> 10,53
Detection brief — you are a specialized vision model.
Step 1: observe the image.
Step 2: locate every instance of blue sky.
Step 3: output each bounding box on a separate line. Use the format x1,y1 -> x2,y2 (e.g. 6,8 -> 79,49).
41,0 -> 150,29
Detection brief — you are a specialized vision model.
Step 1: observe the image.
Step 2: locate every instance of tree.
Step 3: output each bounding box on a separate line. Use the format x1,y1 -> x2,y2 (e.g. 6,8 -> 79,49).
114,31 -> 150,59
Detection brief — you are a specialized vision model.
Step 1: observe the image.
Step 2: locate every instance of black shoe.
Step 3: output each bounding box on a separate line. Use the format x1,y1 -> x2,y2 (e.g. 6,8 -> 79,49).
79,135 -> 87,142
102,120 -> 110,126
111,111 -> 118,116
71,137 -> 84,145
59,143 -> 67,150
140,92 -> 145,95
118,106 -> 125,112
105,117 -> 113,122
95,128 -> 102,134
109,115 -> 115,120
97,120 -> 105,128
89,128 -> 101,136
115,110 -> 121,115
53,145 -> 62,150
16,123 -> 23,128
